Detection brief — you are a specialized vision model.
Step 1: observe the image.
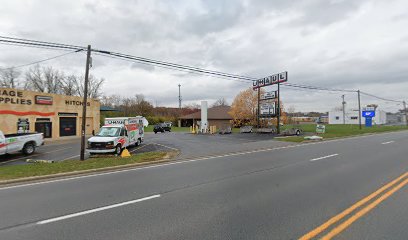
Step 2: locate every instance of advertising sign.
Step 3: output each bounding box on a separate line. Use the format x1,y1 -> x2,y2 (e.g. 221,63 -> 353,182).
316,124 -> 326,134
260,102 -> 276,117
363,107 -> 375,111
17,118 -> 30,133
253,71 -> 288,89
362,111 -> 375,118
35,95 -> 53,105
261,91 -> 277,100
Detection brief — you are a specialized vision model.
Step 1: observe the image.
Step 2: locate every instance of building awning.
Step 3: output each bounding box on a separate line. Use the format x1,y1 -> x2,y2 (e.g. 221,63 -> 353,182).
100,106 -> 120,112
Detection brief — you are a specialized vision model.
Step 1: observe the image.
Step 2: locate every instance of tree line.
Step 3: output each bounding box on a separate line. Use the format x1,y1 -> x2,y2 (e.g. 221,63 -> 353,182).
0,65 -> 104,98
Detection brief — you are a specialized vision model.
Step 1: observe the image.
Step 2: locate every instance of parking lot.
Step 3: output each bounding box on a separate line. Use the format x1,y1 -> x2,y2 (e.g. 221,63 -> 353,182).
0,132 -> 294,166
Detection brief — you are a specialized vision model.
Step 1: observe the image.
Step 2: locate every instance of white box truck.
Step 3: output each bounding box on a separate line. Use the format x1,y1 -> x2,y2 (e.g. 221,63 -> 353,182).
87,117 -> 145,155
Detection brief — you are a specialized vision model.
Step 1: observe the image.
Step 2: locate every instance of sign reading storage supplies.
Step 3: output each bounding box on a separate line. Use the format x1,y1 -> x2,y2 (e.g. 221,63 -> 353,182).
253,71 -> 288,89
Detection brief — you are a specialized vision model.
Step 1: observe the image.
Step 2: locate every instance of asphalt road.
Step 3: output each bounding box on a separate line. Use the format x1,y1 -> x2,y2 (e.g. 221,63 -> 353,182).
0,132 -> 290,166
0,130 -> 408,239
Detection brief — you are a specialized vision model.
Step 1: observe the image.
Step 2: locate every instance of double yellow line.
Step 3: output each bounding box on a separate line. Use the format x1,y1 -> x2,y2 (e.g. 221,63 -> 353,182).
300,171 -> 408,240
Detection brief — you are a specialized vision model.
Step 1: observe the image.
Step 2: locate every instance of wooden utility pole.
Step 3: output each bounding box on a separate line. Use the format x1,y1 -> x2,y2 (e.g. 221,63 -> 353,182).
358,90 -> 362,129
80,45 -> 91,161
403,101 -> 408,127
342,95 -> 346,124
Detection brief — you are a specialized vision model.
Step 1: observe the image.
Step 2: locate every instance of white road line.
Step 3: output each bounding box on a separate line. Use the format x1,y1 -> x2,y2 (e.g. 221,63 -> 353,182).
62,155 -> 80,161
153,142 -> 179,151
310,154 -> 339,162
130,143 -> 152,153
381,141 -> 395,145
37,194 -> 160,225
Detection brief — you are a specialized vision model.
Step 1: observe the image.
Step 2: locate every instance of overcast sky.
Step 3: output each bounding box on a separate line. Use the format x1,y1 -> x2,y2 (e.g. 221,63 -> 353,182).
1,0 -> 407,112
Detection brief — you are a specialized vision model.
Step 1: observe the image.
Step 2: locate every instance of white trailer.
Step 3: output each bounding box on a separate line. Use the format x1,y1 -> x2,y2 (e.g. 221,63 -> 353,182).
87,117 -> 145,155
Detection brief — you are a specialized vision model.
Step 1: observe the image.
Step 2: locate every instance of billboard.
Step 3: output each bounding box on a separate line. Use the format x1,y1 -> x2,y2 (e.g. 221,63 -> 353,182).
253,71 -> 288,89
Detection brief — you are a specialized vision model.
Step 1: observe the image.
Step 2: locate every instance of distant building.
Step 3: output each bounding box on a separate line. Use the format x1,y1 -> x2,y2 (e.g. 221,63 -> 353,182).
329,109 -> 387,125
386,112 -> 406,125
179,106 -> 233,128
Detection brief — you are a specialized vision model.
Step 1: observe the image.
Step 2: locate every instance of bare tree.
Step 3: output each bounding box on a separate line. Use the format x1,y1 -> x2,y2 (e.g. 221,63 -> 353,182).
24,65 -> 64,93
212,97 -> 229,107
75,74 -> 104,99
61,75 -> 78,96
100,94 -> 122,107
43,66 -> 64,94
0,68 -> 20,88
24,65 -> 45,92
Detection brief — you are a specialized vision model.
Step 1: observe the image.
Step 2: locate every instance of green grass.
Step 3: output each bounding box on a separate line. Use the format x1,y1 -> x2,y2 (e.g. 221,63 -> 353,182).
144,126 -> 190,132
0,152 -> 167,181
277,124 -> 408,142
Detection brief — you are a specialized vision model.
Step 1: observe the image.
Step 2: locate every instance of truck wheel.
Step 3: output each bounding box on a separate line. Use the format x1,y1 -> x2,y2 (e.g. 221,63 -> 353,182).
23,143 -> 35,155
135,139 -> 141,147
115,145 -> 122,155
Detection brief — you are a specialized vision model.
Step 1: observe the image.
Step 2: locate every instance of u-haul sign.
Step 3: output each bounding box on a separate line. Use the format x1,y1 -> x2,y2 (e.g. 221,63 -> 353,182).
253,71 -> 288,89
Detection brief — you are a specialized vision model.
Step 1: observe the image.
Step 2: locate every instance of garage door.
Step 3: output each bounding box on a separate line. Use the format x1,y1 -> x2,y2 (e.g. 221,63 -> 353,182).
59,117 -> 77,137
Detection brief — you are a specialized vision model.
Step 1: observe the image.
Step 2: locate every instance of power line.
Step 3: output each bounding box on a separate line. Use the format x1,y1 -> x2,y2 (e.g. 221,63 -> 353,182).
0,49 -> 83,71
0,35 -> 405,103
360,91 -> 403,103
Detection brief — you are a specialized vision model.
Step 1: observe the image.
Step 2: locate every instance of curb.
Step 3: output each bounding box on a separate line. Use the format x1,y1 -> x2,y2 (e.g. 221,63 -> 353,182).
0,151 -> 179,186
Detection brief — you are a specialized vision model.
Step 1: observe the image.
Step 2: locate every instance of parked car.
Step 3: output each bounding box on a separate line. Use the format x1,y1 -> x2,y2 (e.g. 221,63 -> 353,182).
240,126 -> 253,133
154,123 -> 171,134
0,130 -> 44,156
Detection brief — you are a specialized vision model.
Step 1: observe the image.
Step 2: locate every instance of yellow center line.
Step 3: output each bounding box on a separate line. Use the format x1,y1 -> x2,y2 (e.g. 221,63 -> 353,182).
322,177 -> 408,239
299,171 -> 408,240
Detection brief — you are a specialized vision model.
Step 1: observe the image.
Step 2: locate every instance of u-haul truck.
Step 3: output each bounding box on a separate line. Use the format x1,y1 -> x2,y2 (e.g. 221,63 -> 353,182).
87,117 -> 145,155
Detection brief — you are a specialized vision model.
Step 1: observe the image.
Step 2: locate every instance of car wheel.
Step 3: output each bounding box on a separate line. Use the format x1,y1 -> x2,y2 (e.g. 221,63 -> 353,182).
115,145 -> 122,155
23,143 -> 35,155
296,130 -> 300,136
154,131 -> 157,134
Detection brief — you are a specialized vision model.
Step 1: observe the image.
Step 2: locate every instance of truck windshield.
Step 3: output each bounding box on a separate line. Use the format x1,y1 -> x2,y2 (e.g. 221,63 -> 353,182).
96,127 -> 120,137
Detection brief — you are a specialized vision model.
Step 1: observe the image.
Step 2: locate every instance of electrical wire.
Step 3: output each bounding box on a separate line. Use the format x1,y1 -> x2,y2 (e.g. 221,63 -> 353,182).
0,35 -> 405,103
0,49 -> 83,70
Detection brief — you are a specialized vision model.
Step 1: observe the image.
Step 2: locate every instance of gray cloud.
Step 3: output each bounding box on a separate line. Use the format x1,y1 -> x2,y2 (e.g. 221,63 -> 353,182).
0,0 -> 407,112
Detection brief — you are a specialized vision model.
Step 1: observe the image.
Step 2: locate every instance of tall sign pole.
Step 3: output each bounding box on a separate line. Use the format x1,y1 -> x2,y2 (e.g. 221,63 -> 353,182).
277,82 -> 280,134
358,90 -> 362,129
80,45 -> 91,161
257,87 -> 260,128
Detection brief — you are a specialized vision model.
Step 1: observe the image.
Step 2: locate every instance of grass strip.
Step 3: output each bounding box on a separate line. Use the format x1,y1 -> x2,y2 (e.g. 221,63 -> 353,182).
0,152 -> 167,181
278,124 -> 408,142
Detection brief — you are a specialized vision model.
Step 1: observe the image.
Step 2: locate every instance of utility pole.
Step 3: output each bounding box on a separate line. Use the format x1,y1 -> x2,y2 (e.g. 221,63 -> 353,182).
80,45 -> 91,161
358,90 -> 362,129
342,94 -> 346,124
403,101 -> 408,127
178,84 -> 182,109
178,84 -> 182,127
277,82 -> 281,134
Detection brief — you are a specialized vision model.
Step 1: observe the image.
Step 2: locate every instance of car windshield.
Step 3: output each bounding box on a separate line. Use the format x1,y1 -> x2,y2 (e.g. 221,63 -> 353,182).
96,127 -> 120,137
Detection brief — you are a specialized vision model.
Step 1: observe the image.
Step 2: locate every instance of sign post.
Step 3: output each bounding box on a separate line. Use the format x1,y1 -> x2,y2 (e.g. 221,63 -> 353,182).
253,71 -> 287,135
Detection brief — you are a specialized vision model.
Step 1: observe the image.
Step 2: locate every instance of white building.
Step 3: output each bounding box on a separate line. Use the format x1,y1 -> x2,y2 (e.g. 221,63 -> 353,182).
329,109 -> 387,125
